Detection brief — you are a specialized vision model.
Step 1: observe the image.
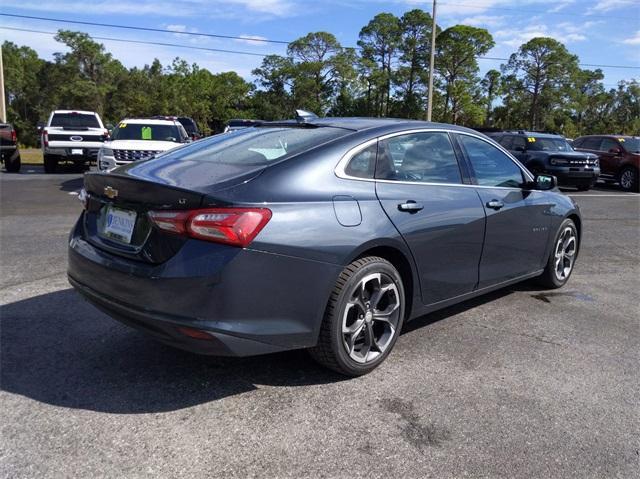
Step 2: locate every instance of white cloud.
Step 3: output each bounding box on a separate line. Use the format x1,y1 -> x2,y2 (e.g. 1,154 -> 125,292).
166,25 -> 188,33
622,30 -> 640,45
589,0 -> 635,12
235,34 -> 270,46
459,15 -> 506,28
493,20 -> 594,48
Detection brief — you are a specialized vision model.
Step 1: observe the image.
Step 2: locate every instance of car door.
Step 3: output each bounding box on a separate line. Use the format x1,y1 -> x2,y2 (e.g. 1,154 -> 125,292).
598,137 -> 621,176
374,131 -> 486,305
454,133 -> 552,288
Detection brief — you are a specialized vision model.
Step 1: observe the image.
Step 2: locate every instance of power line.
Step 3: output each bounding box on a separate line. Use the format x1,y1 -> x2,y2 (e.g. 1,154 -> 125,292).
0,13 -> 290,45
477,56 -> 640,70
1,16 -> 639,71
0,26 -> 270,57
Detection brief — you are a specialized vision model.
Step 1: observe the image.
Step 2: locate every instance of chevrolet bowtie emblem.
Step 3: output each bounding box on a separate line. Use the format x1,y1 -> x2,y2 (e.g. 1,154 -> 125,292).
104,186 -> 118,199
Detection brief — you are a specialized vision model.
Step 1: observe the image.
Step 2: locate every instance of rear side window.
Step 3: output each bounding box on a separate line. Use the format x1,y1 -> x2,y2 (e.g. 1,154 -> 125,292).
345,143 -> 377,179
50,113 -> 100,128
159,126 -> 350,166
457,134 -> 524,188
512,136 -> 526,151
498,136 -> 513,149
580,137 -> 601,150
376,132 -> 462,184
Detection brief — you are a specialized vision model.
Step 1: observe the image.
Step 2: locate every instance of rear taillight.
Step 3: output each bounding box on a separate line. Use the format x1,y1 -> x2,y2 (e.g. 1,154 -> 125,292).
43,129 -> 49,147
148,207 -> 272,248
11,130 -> 17,143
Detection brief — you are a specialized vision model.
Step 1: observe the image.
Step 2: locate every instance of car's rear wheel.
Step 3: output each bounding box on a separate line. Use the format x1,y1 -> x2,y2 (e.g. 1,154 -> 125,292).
5,154 -> 21,173
537,218 -> 578,289
43,154 -> 58,174
309,256 -> 405,376
618,166 -> 639,192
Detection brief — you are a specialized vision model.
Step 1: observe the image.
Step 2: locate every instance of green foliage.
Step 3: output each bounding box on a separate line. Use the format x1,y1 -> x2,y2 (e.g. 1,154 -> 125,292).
2,16 -> 638,146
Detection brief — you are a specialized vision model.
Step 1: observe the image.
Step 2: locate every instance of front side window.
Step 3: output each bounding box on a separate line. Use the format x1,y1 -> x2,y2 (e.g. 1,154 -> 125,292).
376,132 -> 462,184
512,136 -> 527,151
600,138 -> 619,152
457,134 -> 524,188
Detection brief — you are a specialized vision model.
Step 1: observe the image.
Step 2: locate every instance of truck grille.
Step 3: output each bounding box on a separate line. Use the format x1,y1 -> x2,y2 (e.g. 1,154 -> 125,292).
113,149 -> 161,164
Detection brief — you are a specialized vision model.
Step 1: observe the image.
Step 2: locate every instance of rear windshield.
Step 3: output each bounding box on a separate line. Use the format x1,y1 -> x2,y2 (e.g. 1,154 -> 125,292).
112,123 -> 182,142
528,137 -> 573,151
51,113 -> 100,128
159,126 -> 350,166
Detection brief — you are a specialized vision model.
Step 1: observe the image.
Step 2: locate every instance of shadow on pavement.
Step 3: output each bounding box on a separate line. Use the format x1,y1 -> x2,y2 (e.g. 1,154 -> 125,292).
0,289 -> 345,414
1,280 -> 547,414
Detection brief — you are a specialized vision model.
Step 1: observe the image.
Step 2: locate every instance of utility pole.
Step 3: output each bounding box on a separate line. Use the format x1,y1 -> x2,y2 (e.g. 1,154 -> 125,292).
0,44 -> 6,123
426,0 -> 437,122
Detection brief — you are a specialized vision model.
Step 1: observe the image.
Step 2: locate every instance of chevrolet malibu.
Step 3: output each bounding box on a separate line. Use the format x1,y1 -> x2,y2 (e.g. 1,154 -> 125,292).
68,118 -> 581,376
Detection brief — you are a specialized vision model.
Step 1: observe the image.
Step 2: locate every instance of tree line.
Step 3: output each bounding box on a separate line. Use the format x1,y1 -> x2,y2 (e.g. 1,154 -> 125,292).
2,9 -> 639,147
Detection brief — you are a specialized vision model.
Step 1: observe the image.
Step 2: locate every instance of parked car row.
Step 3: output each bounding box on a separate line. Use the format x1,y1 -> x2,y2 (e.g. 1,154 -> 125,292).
484,129 -> 639,192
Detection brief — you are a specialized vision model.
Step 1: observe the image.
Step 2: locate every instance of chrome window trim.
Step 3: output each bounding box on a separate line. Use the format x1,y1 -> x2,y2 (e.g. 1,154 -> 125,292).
334,128 -> 535,190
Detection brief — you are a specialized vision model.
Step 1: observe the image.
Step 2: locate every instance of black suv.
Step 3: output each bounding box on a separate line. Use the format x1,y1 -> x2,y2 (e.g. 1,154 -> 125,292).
491,131 -> 600,190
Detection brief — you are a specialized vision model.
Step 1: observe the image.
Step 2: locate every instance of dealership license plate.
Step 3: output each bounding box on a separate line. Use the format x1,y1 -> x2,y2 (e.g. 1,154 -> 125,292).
71,148 -> 83,155
103,206 -> 137,243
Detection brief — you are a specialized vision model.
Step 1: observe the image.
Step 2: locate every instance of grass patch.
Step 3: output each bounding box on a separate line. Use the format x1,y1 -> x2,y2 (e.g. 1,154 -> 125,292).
20,148 -> 43,165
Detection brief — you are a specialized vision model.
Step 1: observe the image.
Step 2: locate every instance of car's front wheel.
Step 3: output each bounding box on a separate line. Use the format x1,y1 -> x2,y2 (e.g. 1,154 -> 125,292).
309,256 -> 405,376
5,154 -> 21,173
538,218 -> 578,288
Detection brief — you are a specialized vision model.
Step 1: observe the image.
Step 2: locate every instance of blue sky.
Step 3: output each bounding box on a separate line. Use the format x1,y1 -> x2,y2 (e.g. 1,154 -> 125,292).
1,0 -> 638,87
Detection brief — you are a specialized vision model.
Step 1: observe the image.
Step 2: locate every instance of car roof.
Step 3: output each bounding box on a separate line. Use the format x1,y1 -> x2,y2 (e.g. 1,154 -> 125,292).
119,118 -> 178,125
501,131 -> 564,139
261,117 -> 483,136
52,110 -> 98,115
576,134 -> 639,139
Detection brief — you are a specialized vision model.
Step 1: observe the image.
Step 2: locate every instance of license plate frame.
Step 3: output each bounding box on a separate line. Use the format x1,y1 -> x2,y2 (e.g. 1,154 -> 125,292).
71,148 -> 83,155
103,206 -> 137,244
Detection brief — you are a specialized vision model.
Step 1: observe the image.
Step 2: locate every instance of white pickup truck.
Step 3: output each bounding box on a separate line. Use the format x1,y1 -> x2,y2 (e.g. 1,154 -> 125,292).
41,110 -> 109,173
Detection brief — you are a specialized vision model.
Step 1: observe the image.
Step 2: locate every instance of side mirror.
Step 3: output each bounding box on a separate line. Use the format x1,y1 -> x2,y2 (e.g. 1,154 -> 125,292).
36,122 -> 44,132
608,147 -> 622,155
534,174 -> 557,191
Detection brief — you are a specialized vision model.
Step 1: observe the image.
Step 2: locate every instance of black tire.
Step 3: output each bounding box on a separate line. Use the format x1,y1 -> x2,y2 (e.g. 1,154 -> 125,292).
618,166 -> 639,192
5,154 -> 21,173
537,218 -> 578,289
309,256 -> 405,376
576,184 -> 591,191
43,154 -> 57,174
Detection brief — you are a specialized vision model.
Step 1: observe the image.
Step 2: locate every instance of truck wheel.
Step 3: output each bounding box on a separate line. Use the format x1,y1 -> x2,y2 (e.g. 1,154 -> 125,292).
5,154 -> 21,173
43,155 -> 57,174
618,167 -> 639,192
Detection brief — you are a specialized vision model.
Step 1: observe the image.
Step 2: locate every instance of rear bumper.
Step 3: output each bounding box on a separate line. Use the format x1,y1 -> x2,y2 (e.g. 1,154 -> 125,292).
67,218 -> 341,356
45,146 -> 101,161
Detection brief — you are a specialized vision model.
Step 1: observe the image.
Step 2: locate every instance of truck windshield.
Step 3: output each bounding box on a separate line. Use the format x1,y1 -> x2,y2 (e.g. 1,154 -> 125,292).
112,123 -> 182,142
51,113 -> 100,128
528,137 -> 573,152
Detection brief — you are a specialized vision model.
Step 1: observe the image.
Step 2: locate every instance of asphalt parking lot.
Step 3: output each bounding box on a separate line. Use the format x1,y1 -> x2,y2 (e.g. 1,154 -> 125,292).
1,167 -> 638,478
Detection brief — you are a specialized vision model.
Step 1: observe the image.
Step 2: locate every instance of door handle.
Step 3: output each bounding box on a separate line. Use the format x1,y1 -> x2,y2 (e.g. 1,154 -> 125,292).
486,199 -> 504,210
398,201 -> 424,212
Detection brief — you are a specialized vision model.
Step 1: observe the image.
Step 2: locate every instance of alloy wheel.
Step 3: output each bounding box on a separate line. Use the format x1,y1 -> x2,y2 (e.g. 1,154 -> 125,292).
342,272 -> 401,364
620,169 -> 635,190
554,226 -> 577,281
